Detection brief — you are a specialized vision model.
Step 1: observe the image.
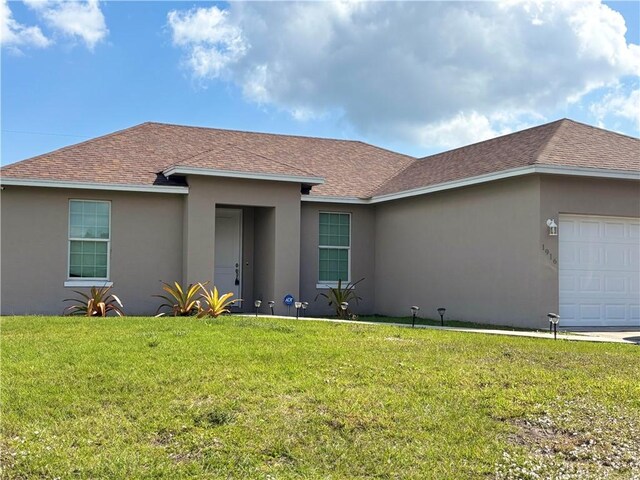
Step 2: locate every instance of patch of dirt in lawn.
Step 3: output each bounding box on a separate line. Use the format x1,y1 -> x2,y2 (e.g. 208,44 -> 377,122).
495,399 -> 640,479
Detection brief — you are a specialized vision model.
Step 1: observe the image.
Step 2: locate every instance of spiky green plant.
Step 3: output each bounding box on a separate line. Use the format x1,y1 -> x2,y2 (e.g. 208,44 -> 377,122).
315,278 -> 364,318
154,281 -> 206,317
63,286 -> 124,317
197,284 -> 240,318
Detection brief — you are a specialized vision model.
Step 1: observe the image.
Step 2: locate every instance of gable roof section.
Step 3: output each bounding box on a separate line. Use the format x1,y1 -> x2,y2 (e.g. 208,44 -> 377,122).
374,119 -> 640,198
0,122 -> 414,198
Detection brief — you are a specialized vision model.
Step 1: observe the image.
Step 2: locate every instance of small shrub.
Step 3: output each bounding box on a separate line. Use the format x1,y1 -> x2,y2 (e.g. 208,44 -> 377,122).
63,286 -> 124,317
198,284 -> 240,318
154,281 -> 205,317
315,278 -> 364,318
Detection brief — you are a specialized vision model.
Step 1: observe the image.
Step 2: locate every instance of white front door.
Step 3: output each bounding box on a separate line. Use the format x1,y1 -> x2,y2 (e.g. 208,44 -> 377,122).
559,215 -> 640,327
215,208 -> 242,307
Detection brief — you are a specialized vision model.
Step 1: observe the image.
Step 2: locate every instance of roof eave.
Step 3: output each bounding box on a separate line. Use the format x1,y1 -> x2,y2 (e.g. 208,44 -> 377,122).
163,166 -> 325,185
0,177 -> 189,194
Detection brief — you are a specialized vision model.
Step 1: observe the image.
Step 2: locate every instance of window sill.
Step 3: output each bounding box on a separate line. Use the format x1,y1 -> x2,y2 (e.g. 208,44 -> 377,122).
64,280 -> 113,288
316,283 -> 353,289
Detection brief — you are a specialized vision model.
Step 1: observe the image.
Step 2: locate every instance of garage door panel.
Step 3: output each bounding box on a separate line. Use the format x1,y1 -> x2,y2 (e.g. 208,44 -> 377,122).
579,275 -> 601,292
605,304 -> 627,320
605,276 -> 627,294
604,222 -> 626,238
578,221 -> 601,238
559,215 -> 640,327
559,303 -> 577,320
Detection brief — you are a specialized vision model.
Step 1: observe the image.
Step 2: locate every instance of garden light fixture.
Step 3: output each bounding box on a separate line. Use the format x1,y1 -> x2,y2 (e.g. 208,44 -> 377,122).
301,302 -> 308,317
410,306 -> 420,328
437,307 -> 446,326
254,299 -> 262,317
548,313 -> 560,340
546,219 -> 558,236
268,301 -> 275,315
295,301 -> 302,319
340,302 -> 348,314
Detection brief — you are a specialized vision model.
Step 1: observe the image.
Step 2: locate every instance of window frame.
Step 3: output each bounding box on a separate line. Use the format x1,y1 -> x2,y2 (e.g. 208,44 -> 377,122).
66,199 -> 112,287
317,211 -> 351,289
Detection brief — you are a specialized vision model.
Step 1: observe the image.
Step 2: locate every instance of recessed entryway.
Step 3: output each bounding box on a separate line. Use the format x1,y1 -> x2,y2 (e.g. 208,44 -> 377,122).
559,214 -> 640,328
215,208 -> 243,304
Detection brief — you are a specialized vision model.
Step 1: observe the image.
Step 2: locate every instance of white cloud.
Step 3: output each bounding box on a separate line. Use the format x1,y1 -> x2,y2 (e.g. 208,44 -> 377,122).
167,6 -> 247,79
412,112 -> 505,149
0,0 -> 50,50
25,0 -> 108,49
590,87 -> 640,129
168,1 -> 639,148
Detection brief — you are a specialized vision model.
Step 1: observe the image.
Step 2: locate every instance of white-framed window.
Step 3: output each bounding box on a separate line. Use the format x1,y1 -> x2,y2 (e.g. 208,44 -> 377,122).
68,200 -> 111,281
318,212 -> 350,286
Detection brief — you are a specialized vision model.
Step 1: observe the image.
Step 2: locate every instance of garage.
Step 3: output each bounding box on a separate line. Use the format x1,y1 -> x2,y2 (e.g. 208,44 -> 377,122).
559,214 -> 640,327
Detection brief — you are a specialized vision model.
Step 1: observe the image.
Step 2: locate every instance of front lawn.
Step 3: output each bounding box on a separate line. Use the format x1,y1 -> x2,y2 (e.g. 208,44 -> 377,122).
1,316 -> 639,479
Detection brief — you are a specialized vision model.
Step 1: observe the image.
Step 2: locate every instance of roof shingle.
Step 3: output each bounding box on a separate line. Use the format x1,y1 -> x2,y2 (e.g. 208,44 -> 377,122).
1,119 -> 637,199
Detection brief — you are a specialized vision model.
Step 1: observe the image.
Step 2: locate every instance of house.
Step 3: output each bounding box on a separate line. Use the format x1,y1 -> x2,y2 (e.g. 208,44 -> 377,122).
1,119 -> 638,328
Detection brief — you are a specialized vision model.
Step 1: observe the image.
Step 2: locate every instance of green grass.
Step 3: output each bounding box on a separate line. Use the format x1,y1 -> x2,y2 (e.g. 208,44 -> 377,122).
2,316 -> 639,479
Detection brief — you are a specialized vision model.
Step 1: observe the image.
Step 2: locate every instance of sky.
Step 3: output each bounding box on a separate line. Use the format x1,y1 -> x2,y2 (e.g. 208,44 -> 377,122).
1,0 -> 639,166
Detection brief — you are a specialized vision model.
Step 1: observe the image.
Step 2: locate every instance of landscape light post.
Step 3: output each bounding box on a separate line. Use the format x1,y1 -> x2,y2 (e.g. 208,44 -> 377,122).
547,313 -> 560,340
301,302 -> 308,317
254,300 -> 261,318
410,306 -> 420,328
268,301 -> 275,315
295,302 -> 302,319
340,302 -> 348,318
437,307 -> 446,327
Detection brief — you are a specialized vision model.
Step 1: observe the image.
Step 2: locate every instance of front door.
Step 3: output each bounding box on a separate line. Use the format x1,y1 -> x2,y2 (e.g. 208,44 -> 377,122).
214,208 -> 242,308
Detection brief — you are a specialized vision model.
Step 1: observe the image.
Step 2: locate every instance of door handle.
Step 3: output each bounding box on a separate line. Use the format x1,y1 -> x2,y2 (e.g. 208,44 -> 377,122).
235,263 -> 240,285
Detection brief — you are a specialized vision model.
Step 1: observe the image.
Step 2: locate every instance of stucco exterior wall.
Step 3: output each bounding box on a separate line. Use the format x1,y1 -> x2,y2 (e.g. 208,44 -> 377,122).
374,176 -> 542,328
0,187 -> 184,315
537,175 -> 640,323
300,202 -> 376,316
183,176 -> 301,316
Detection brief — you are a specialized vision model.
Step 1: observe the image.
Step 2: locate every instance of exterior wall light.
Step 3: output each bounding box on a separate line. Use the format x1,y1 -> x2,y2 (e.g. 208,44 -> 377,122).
547,313 -> 560,340
546,219 -> 558,236
295,301 -> 302,319
254,299 -> 262,317
410,306 -> 420,328
268,301 -> 275,315
437,307 -> 446,326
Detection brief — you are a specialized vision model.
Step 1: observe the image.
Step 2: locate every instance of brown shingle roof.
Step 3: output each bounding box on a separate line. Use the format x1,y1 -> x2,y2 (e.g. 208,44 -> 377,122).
1,119 -> 637,199
374,119 -> 640,197
0,122 -> 414,198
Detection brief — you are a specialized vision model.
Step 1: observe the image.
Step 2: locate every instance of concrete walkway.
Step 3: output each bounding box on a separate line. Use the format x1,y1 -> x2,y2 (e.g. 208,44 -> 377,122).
238,314 -> 639,345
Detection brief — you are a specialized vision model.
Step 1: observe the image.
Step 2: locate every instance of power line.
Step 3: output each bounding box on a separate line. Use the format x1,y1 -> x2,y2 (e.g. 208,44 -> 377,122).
1,129 -> 90,139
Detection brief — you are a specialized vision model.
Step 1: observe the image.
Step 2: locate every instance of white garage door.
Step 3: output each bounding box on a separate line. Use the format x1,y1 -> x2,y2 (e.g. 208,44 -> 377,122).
559,215 -> 640,327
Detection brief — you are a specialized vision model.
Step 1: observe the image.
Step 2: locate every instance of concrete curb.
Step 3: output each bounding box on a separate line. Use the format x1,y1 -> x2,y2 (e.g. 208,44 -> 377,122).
236,314 -> 638,345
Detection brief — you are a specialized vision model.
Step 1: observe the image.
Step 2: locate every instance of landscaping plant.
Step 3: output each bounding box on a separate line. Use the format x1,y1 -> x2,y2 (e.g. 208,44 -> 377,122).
198,284 -> 241,318
315,278 -> 364,318
154,281 -> 205,316
63,286 -> 124,317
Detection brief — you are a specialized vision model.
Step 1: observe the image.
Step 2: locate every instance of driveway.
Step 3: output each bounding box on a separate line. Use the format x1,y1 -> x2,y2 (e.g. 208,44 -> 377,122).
564,329 -> 640,345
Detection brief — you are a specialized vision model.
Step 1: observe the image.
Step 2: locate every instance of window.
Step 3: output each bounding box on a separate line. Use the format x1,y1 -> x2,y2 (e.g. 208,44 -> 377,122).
68,200 -> 110,279
318,212 -> 350,284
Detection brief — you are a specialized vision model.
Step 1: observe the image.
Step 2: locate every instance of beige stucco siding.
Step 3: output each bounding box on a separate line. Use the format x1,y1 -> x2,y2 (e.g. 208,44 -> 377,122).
374,176 -> 542,327
538,175 -> 640,323
183,176 -> 301,315
0,187 -> 183,315
300,203 -> 376,316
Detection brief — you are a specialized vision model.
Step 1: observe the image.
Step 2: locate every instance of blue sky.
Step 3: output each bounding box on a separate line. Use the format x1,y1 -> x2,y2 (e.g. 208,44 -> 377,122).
2,1 -> 639,166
